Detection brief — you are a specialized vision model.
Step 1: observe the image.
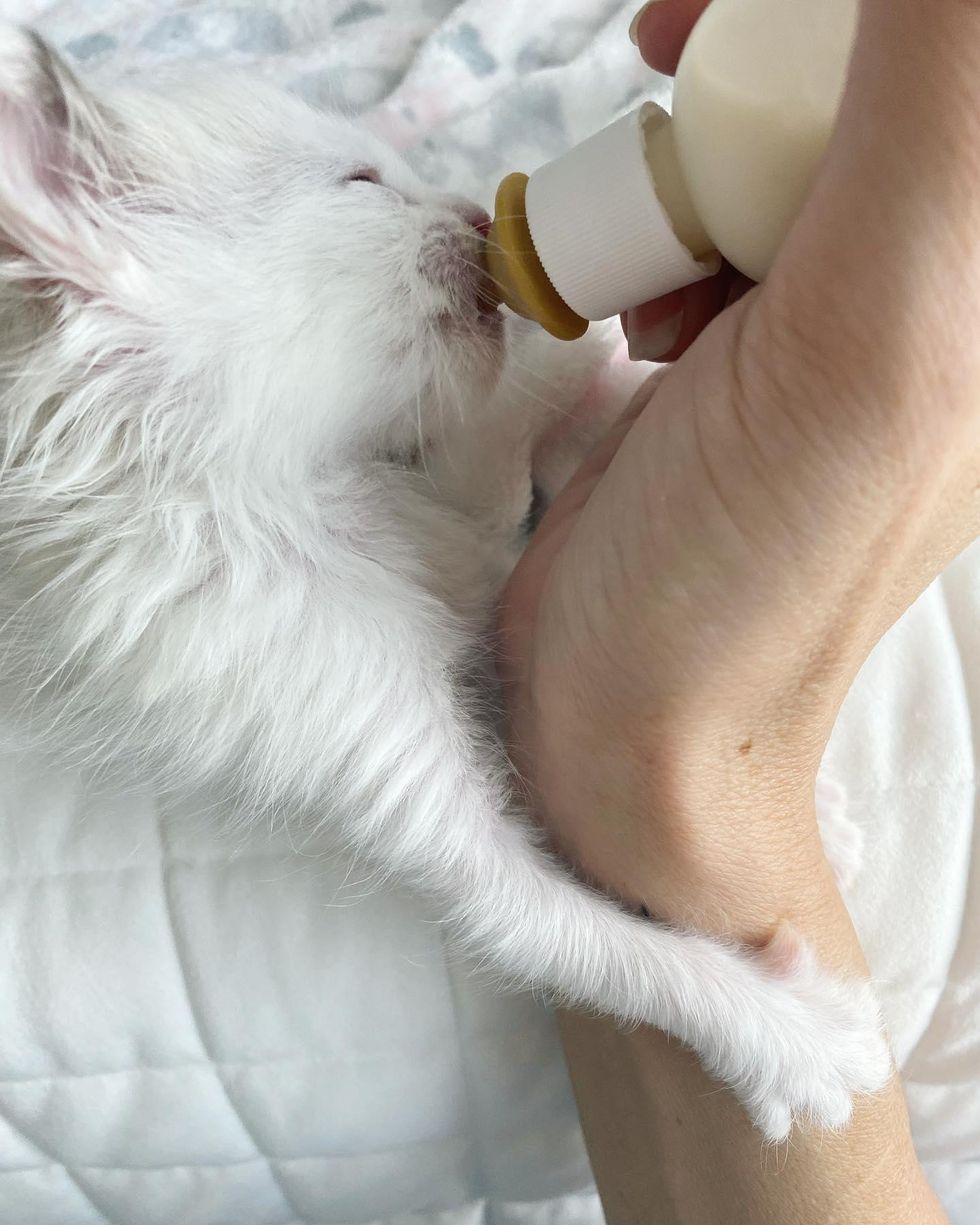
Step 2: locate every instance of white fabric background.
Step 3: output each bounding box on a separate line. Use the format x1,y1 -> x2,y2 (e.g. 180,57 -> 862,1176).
0,3 -> 978,1223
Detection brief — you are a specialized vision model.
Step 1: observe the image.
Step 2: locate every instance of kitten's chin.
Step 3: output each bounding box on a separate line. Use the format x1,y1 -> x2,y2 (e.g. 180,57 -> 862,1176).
473,311 -> 507,379
437,303 -> 507,372
446,315 -> 507,402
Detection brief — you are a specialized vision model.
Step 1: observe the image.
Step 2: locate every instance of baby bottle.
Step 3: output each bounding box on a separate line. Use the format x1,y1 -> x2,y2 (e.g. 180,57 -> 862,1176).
485,0 -> 858,340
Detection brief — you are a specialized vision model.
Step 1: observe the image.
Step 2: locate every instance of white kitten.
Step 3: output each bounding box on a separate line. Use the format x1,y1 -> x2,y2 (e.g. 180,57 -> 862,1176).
0,27 -> 890,1141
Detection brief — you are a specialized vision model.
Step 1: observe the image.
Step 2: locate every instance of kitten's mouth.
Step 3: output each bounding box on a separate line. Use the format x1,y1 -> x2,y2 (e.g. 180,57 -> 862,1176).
477,275 -> 502,317
468,256 -> 503,324
423,209 -> 503,327
471,214 -> 502,318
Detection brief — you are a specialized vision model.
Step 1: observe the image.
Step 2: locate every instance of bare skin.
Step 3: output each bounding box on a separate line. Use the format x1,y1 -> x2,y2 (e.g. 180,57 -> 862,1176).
497,1 -> 980,1219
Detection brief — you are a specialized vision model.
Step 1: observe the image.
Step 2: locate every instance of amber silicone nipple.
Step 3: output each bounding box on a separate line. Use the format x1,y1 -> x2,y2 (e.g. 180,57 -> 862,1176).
484,173 -> 588,342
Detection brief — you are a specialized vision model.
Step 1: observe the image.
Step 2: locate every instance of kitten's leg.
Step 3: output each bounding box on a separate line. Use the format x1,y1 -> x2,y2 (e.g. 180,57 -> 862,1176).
356,719 -> 891,1141
233,506 -> 888,1140
425,386 -> 539,549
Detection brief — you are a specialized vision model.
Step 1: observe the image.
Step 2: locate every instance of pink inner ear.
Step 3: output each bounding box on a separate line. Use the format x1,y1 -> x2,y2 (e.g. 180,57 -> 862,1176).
0,92 -> 115,293
0,27 -> 130,292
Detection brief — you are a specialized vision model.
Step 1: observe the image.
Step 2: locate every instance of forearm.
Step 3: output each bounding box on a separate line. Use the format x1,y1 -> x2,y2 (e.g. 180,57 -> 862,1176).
560,1007 -> 943,1225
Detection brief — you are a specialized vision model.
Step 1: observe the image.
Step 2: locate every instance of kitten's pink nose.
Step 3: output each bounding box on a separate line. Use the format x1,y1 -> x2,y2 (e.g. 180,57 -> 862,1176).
467,209 -> 492,238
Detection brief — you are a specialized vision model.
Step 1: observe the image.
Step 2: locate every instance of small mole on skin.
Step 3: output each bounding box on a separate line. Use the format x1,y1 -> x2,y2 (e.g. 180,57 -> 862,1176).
738,739 -> 753,756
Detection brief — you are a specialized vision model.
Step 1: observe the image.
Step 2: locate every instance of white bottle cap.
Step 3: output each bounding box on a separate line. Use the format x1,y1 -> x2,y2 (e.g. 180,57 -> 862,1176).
524,103 -> 719,321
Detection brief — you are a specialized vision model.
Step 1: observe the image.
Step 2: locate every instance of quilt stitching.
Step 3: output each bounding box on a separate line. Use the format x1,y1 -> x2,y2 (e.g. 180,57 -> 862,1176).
156,810 -> 311,1225
0,1097 -> 121,1225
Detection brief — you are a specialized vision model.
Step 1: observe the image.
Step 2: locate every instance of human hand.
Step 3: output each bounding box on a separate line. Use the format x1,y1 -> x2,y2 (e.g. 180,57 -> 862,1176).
622,0 -> 755,362
498,0 -> 980,962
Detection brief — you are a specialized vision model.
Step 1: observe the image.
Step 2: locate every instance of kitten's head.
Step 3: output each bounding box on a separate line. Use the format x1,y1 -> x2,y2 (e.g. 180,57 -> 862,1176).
0,27 -> 504,486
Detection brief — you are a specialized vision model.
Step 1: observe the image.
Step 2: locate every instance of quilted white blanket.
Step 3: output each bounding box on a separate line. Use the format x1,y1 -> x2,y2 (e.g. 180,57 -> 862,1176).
1,3 -> 979,1224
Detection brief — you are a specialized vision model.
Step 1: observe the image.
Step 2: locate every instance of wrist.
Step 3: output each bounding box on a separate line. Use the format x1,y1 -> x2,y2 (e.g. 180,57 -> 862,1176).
532,714 -> 867,971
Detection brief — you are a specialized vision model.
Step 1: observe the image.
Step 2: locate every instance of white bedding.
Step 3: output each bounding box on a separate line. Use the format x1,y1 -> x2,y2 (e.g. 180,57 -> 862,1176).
1,3 -> 979,1223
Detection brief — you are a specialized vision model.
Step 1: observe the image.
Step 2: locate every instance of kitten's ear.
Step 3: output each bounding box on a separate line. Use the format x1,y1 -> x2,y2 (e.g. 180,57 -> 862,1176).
0,26 -> 126,294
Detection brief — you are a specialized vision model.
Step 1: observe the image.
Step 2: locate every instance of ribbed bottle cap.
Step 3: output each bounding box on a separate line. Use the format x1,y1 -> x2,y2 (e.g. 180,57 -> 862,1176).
524,103 -> 719,321
484,173 -> 589,340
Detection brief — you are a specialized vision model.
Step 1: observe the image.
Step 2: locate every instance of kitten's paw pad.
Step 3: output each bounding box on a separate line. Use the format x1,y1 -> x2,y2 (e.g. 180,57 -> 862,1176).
734,928 -> 892,1141
816,775 -> 864,891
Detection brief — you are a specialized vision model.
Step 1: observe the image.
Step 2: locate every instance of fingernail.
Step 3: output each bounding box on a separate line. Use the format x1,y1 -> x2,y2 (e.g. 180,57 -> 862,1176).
629,1 -> 663,45
627,310 -> 682,362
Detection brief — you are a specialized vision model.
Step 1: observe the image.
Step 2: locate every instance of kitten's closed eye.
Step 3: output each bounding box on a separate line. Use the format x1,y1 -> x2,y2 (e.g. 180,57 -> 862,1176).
346,168 -> 381,185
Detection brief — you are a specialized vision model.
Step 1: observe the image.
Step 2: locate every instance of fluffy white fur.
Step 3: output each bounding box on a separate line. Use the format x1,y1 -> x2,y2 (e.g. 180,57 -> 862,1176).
0,27 -> 890,1141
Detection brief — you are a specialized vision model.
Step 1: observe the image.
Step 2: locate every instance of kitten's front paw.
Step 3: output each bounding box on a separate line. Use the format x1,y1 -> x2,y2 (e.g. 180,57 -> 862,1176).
732,926 -> 892,1142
